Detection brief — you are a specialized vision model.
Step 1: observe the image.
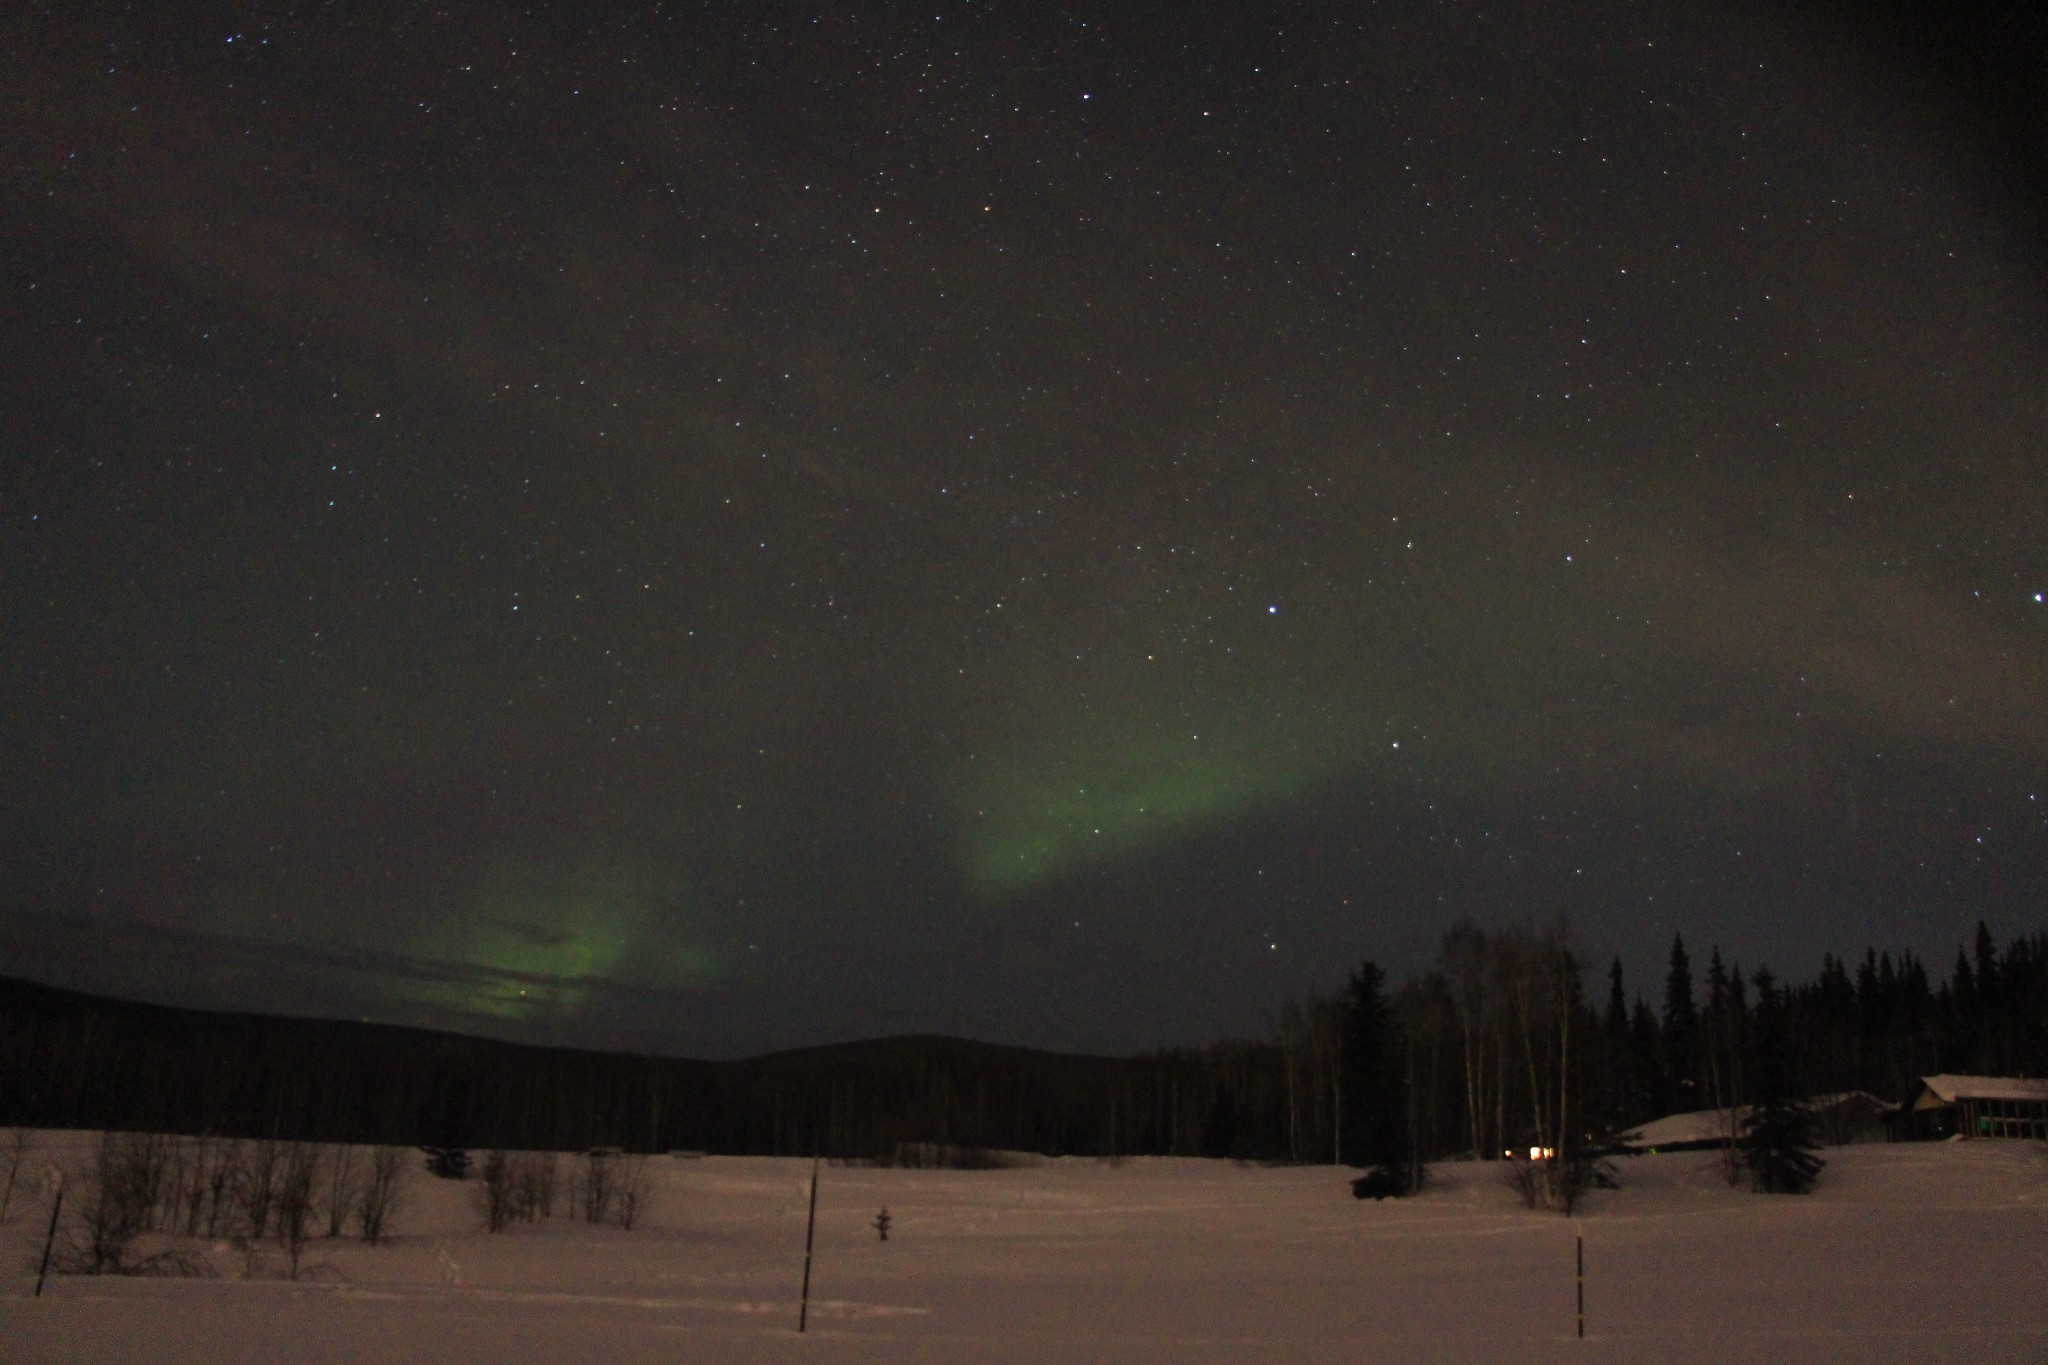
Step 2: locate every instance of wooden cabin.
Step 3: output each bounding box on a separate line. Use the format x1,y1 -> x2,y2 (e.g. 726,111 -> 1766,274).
1895,1075 -> 2048,1141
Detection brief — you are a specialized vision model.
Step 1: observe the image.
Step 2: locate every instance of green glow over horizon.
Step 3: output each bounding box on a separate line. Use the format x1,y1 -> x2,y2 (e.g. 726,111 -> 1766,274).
402,861 -> 720,1018
962,709 -> 1345,896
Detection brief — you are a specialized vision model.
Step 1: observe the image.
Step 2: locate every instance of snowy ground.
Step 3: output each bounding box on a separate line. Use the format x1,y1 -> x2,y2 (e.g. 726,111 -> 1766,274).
5,1135 -> 2046,1363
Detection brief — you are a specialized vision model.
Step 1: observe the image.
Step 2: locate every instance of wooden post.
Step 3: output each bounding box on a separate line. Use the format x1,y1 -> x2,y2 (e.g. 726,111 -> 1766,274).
797,1156 -> 820,1333
1575,1226 -> 1585,1339
35,1174 -> 64,1298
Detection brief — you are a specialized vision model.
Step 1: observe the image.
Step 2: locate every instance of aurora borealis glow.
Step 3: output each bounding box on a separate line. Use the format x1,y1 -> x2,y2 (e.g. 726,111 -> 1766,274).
403,860 -> 719,1018
4,1 -> 2046,1055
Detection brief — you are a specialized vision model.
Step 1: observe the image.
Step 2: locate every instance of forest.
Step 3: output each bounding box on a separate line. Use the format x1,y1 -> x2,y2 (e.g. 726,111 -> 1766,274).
1276,920 -> 2048,1172
2,922 -> 2042,1169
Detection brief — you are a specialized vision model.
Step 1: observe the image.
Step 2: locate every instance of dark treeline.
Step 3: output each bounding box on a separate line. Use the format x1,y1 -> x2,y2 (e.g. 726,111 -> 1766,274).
1590,920 -> 2048,1141
1287,919 -> 2048,1175
0,977 -> 1287,1160
3,921 -> 2042,1163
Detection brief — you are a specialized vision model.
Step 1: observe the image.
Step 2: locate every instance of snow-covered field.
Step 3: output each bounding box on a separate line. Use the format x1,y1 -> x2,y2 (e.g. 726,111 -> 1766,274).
5,1136 -> 2046,1363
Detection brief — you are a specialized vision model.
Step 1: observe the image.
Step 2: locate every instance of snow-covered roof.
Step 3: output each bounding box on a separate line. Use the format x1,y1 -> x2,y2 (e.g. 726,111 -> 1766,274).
1614,1106 -> 1737,1148
1614,1092 -> 1895,1148
1917,1075 -> 2048,1105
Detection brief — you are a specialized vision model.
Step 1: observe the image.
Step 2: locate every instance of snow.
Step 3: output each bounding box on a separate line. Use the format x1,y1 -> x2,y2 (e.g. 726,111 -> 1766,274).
1612,1106 -> 1737,1148
5,1135 -> 2047,1363
1614,1092 -> 1891,1149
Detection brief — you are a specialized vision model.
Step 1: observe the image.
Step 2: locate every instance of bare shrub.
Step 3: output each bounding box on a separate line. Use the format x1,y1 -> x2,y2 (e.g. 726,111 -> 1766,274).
474,1150 -> 563,1233
57,1132 -> 187,1276
159,1136 -> 192,1229
1,1128 -> 33,1222
1503,1152 -> 1614,1213
196,1138 -> 240,1238
39,1134 -> 357,1283
159,1136 -> 229,1237
237,1140 -> 283,1241
1563,1154 -> 1619,1212
273,1144 -> 320,1279
322,1145 -> 361,1238
575,1150 -> 617,1225
1505,1156 -> 1545,1210
889,1142 -> 1002,1170
170,1137 -> 203,1235
129,1133 -> 174,1225
356,1145 -> 408,1245
476,1150 -> 516,1233
569,1149 -> 647,1228
56,1235 -> 212,1279
519,1151 -> 558,1220
71,1135 -> 153,1273
610,1156 -> 650,1230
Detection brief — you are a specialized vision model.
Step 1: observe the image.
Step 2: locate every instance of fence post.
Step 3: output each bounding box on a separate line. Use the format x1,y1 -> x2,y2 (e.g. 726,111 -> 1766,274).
35,1170 -> 65,1298
797,1156 -> 820,1333
1575,1225 -> 1585,1339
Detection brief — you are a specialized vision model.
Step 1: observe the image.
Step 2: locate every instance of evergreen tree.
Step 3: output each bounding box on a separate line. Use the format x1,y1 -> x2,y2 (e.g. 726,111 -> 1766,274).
1601,959 -> 1633,1131
1629,998 -> 1667,1119
1970,922 -> 2001,1071
1706,948 -> 1730,1020
1339,960 -> 1416,1196
1855,949 -> 1881,1039
1740,968 -> 1823,1194
1726,961 -> 1748,1083
1974,922 -> 1999,1005
1951,947 -> 1981,1066
1200,1085 -> 1240,1159
1703,950 -> 1746,1105
1953,947 -> 1978,1007
1662,936 -> 1699,1108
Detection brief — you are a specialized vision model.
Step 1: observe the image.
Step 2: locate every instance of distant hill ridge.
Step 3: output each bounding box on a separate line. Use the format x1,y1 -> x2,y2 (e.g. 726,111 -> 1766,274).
0,975 -> 1284,1160
0,973 -> 1057,1069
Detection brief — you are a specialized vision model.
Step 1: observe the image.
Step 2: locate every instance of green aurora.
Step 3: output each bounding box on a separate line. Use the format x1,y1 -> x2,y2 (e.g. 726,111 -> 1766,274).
403,862 -> 720,1018
961,704 -> 1363,897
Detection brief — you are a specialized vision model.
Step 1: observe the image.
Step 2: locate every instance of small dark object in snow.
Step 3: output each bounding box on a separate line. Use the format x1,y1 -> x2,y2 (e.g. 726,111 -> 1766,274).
1742,1103 -> 1825,1193
423,1147 -> 472,1180
1350,1168 -> 1406,1200
874,1207 -> 891,1241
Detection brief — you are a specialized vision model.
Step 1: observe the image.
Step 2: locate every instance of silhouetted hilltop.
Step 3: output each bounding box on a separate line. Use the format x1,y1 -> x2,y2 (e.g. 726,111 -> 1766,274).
0,976 -> 1284,1160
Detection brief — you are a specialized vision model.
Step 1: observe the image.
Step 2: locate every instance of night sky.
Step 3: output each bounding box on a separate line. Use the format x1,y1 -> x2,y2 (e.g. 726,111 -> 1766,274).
5,2 -> 2046,1058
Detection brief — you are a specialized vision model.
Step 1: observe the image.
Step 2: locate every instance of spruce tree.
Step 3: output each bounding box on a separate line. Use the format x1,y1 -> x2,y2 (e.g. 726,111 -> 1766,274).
1630,998 -> 1667,1119
1340,960 -> 1416,1197
1740,968 -> 1823,1194
1662,936 -> 1700,1109
1200,1086 -> 1240,1159
1974,922 -> 1999,1004
1602,959 -> 1633,1131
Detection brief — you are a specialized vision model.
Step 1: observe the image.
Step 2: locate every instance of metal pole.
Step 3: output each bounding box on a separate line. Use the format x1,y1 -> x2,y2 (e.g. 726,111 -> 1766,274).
1575,1226 -> 1585,1339
35,1179 -> 64,1298
797,1155 -> 820,1333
